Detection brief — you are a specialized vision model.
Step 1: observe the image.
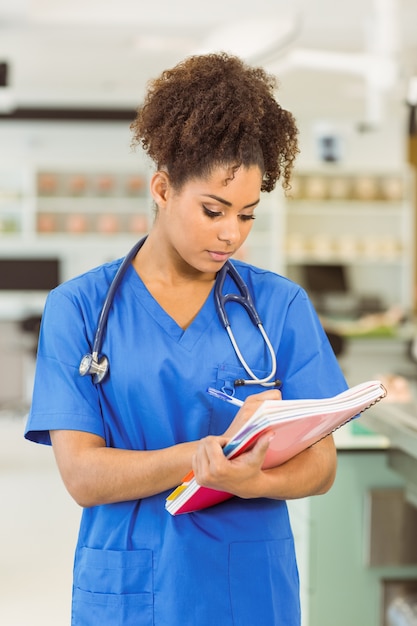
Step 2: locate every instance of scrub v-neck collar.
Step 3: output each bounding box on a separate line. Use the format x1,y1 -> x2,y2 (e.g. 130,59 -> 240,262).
124,263 -> 218,351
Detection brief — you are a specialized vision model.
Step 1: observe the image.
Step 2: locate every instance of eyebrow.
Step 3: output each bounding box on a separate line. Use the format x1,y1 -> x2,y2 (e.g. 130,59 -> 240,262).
202,194 -> 260,209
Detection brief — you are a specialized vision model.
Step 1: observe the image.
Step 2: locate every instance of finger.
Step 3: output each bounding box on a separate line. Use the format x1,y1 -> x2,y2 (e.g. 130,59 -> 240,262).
192,436 -> 228,478
245,431 -> 274,464
244,389 -> 282,404
226,391 -> 281,433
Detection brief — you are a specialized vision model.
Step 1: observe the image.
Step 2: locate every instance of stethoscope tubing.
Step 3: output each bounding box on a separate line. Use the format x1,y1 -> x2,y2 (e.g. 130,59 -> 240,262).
215,263 -> 278,386
80,237 -> 279,387
91,237 -> 146,358
214,260 -> 262,327
225,324 -> 278,386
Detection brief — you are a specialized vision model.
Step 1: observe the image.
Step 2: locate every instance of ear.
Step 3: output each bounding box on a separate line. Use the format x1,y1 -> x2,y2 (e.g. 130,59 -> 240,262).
150,171 -> 170,208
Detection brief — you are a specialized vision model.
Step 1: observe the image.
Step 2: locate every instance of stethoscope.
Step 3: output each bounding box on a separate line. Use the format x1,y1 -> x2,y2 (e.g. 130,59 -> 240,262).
79,237 -> 280,387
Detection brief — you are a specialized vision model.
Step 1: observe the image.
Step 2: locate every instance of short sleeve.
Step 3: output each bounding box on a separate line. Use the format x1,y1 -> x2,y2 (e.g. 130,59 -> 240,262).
276,287 -> 348,400
24,288 -> 105,445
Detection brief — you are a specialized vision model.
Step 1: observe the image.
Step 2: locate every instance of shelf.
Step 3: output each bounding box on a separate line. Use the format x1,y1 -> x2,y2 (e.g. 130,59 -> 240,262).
285,254 -> 406,264
288,171 -> 406,203
0,232 -> 144,246
36,211 -> 149,236
36,196 -> 148,210
286,201 -> 404,216
0,196 -> 24,204
284,169 -> 414,311
36,170 -> 147,198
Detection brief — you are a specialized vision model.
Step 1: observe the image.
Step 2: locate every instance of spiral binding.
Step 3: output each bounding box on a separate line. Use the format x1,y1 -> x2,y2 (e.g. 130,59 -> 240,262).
328,382 -> 387,438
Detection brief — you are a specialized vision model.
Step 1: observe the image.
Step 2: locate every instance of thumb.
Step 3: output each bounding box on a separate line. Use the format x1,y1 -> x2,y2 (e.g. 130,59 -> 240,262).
248,430 -> 274,461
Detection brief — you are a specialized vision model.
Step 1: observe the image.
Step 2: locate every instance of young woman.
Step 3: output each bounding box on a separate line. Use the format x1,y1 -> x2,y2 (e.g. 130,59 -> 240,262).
25,52 -> 347,625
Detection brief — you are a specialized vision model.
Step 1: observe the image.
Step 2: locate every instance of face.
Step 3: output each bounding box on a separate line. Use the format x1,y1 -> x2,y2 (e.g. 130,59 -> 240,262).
153,165 -> 263,276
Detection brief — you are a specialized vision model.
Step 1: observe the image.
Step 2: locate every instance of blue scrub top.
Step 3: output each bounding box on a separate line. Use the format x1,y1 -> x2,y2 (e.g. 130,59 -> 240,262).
25,257 -> 347,626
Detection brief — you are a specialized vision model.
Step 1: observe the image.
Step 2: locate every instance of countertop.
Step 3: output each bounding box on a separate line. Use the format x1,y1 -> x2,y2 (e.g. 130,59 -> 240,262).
335,335 -> 417,461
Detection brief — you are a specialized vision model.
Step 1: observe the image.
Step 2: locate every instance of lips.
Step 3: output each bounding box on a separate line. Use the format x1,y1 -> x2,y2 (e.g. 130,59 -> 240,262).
208,251 -> 232,262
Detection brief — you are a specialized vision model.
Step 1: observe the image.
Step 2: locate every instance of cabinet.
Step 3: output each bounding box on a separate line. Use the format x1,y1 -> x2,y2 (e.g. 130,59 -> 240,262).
288,337 -> 417,626
288,450 -> 417,626
284,170 -> 414,312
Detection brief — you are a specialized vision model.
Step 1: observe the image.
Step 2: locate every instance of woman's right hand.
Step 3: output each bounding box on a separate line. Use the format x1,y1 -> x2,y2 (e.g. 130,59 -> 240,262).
222,389 -> 282,439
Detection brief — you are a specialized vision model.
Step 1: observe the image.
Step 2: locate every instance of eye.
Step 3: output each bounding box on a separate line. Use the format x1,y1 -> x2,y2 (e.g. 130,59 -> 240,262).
203,205 -> 222,218
239,214 -> 256,222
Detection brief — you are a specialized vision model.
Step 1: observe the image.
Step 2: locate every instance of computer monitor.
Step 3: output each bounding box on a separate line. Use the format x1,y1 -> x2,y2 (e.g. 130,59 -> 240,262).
0,258 -> 60,291
303,263 -> 348,295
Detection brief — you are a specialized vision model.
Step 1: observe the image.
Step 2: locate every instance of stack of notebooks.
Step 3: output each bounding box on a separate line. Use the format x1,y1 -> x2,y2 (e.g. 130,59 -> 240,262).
166,380 -> 387,515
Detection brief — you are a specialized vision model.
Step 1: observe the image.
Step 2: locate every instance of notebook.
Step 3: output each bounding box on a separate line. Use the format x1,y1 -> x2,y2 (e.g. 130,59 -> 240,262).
165,380 -> 387,515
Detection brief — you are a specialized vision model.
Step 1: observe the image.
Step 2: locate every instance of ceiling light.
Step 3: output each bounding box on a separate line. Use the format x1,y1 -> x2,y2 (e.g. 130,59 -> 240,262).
195,15 -> 300,64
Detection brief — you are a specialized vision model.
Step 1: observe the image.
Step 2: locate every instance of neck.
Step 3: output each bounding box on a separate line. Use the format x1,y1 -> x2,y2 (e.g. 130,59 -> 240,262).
132,230 -> 215,287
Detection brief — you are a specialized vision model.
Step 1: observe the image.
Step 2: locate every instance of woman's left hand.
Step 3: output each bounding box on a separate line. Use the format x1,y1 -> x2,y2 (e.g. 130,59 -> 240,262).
191,430 -> 274,499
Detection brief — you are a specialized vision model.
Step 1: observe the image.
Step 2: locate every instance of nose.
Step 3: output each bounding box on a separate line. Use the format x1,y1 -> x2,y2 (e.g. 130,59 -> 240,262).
217,215 -> 240,245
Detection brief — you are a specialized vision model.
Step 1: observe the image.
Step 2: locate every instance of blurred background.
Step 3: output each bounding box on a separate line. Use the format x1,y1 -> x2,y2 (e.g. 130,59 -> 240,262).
1,1 -> 417,625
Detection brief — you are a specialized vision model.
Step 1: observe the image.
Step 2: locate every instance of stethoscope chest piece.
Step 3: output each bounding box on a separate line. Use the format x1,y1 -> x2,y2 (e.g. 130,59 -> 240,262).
79,352 -> 109,384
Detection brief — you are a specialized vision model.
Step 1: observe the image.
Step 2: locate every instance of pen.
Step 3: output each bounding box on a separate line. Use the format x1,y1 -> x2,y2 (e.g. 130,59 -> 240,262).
207,387 -> 244,407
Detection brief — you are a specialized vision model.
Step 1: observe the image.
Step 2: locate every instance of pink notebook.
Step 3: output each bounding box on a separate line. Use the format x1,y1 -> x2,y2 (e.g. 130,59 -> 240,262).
165,380 -> 387,515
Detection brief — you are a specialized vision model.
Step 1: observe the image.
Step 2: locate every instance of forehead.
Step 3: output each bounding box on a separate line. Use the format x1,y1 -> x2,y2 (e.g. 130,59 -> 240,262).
184,164 -> 263,192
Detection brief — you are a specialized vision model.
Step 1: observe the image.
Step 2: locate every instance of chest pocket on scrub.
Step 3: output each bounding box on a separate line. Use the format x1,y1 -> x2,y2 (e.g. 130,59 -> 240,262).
208,363 -> 271,435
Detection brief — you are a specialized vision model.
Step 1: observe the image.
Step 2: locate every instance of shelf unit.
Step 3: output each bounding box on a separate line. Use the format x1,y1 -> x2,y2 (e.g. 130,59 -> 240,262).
0,166 -> 151,278
283,169 -> 415,312
35,169 -> 150,237
0,164 -> 286,319
1,165 -> 412,305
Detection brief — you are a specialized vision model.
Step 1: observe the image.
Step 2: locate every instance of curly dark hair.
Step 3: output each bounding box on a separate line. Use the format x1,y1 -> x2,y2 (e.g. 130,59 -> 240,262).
130,52 -> 299,193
